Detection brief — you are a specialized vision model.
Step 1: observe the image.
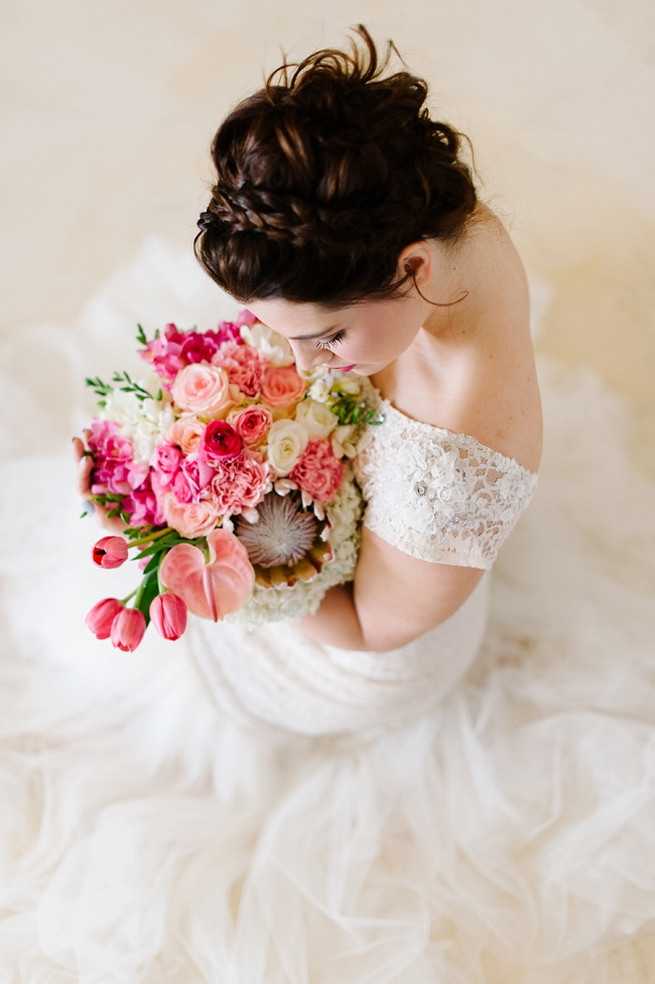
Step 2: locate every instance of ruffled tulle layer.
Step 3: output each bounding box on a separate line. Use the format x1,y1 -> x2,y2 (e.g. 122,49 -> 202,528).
1,239 -> 654,982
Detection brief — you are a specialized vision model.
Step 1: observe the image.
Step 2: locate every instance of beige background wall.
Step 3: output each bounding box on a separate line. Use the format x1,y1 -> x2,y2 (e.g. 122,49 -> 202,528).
2,0 -> 654,469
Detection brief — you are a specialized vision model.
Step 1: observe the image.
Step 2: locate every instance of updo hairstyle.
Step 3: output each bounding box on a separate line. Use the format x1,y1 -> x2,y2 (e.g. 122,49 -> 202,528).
194,26 -> 477,307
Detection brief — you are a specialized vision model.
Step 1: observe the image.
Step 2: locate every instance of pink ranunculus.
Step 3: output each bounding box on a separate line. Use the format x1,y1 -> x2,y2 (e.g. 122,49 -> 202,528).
159,529 -> 255,621
164,417 -> 205,455
110,607 -> 147,652
213,320 -> 244,344
149,593 -> 187,641
171,363 -> 233,416
87,419 -> 144,495
161,493 -> 220,538
212,340 -> 268,398
150,443 -> 184,487
208,450 -> 271,516
123,476 -> 165,528
199,421 -> 243,462
289,439 -> 344,504
259,365 -> 307,408
85,597 -> 124,639
139,323 -> 234,387
92,536 -> 129,569
228,405 -> 272,448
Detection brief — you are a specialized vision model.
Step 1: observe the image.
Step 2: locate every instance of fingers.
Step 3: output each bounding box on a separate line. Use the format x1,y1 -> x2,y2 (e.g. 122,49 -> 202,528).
73,435 -> 125,533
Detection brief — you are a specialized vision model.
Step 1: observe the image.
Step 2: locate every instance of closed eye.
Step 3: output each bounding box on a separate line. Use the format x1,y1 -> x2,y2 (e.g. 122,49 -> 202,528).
316,330 -> 345,350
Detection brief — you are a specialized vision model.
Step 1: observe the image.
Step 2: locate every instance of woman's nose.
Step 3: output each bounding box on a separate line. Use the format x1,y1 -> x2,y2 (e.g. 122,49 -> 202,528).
289,342 -> 327,373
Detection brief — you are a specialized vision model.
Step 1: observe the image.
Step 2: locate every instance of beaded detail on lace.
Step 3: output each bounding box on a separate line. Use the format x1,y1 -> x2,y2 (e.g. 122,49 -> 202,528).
353,401 -> 538,569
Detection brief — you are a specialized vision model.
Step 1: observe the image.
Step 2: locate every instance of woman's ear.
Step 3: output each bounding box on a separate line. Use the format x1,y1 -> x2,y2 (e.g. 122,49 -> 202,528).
398,241 -> 434,287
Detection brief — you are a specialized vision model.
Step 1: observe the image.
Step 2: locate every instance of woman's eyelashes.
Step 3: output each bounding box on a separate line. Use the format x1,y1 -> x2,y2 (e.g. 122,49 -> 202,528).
316,330 -> 345,350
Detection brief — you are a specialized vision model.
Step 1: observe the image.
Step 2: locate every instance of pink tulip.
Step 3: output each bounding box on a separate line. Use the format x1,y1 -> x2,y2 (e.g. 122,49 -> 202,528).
110,607 -> 147,652
159,529 -> 255,621
85,597 -> 124,639
92,535 -> 129,569
149,593 -> 187,641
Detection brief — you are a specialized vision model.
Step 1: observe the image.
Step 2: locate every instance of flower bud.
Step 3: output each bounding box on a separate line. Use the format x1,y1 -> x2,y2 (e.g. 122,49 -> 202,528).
92,536 -> 129,569
85,597 -> 124,640
110,607 -> 147,652
149,593 -> 188,641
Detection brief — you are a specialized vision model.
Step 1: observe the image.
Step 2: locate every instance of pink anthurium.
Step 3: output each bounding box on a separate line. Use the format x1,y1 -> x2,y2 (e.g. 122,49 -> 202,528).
159,529 -> 255,621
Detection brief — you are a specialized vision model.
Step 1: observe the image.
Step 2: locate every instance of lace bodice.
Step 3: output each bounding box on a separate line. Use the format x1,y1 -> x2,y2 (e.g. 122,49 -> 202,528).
353,401 -> 538,569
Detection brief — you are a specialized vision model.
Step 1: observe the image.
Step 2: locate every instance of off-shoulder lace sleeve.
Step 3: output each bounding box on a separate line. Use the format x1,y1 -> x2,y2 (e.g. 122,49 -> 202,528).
353,402 -> 538,569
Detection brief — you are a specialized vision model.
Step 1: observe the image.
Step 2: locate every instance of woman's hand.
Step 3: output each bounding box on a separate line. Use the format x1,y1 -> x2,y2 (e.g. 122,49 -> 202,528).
72,433 -> 126,532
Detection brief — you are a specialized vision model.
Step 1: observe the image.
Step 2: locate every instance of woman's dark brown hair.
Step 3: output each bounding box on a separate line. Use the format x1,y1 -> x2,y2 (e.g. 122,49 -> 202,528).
194,26 -> 477,307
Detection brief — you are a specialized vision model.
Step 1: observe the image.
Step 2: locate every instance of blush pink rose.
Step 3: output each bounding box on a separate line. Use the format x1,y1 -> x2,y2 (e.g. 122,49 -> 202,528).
165,417 -> 205,455
161,493 -> 220,538
289,439 -> 344,504
228,405 -> 272,448
260,365 -> 307,408
171,363 -> 232,416
208,450 -> 271,515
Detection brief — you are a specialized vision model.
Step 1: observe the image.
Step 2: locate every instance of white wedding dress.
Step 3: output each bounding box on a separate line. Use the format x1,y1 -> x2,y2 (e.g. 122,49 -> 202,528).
1,239 -> 654,983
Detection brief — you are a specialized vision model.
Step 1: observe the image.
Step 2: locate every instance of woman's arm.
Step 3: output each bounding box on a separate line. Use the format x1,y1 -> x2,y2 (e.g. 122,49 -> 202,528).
295,525 -> 484,652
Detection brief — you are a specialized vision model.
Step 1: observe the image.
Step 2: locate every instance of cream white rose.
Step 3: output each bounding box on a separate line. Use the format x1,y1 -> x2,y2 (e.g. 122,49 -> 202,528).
294,399 -> 338,440
266,419 -> 309,476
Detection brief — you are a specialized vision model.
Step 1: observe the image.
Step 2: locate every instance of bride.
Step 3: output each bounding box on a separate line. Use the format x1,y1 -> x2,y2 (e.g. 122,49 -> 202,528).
33,24 -> 655,982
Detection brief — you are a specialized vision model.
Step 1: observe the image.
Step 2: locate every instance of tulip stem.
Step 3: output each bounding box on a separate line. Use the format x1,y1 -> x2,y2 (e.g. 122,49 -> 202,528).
128,527 -> 175,548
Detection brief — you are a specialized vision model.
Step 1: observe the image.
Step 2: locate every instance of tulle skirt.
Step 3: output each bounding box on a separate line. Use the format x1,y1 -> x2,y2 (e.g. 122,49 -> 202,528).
1,239 -> 654,982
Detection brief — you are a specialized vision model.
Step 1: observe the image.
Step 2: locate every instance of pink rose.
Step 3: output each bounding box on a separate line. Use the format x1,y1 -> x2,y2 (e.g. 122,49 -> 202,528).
208,450 -> 271,516
228,405 -> 272,448
289,439 -> 344,504
161,493 -> 220,538
171,363 -> 233,416
165,417 -> 205,455
199,421 -> 243,461
260,365 -> 307,408
212,340 -> 268,398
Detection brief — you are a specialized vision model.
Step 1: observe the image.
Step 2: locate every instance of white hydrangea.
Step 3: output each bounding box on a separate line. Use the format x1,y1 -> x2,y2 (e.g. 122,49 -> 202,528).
239,323 -> 295,366
101,379 -> 175,464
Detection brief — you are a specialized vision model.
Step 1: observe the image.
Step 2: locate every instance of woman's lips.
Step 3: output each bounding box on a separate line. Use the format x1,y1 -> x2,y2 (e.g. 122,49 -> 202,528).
338,364 -> 356,372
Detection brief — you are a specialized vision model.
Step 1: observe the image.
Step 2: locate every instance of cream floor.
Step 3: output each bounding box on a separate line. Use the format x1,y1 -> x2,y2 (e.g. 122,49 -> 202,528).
2,1 -> 654,980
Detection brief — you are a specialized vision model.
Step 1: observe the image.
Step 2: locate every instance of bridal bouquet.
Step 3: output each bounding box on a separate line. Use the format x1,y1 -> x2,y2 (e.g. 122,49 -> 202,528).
82,312 -> 379,651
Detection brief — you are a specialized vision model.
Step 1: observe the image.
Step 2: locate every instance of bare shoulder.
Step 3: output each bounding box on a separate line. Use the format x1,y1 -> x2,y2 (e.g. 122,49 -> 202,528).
388,207 -> 542,473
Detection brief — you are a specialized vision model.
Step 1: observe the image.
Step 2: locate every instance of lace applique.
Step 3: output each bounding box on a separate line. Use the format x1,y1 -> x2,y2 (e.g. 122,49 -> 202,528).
353,401 -> 538,569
